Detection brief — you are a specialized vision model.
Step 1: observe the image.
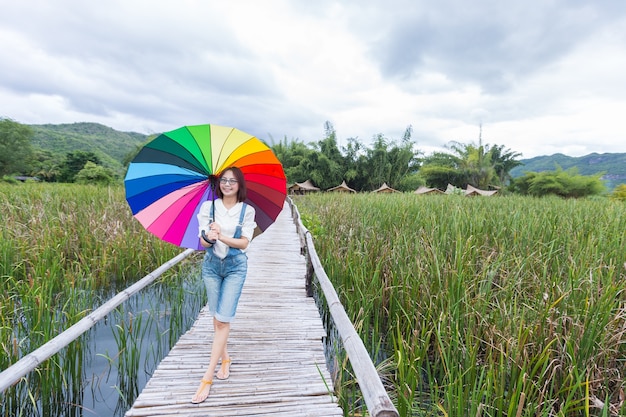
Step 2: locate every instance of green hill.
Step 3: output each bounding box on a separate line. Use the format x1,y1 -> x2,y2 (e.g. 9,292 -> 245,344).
28,122 -> 626,191
510,152 -> 626,191
30,122 -> 150,175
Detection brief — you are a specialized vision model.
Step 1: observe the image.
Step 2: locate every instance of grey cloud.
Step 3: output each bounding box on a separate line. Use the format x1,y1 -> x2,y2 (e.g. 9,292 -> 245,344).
2,0 -> 625,157
362,1 -> 626,93
1,2 -> 284,130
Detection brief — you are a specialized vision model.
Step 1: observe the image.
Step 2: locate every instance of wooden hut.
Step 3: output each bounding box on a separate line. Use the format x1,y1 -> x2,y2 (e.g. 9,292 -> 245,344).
288,180 -> 321,194
327,180 -> 357,193
414,186 -> 443,195
465,184 -> 499,196
446,184 -> 498,196
372,183 -> 400,193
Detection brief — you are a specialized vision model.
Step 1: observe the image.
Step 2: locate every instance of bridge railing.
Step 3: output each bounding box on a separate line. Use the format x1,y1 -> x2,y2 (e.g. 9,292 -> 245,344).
287,198 -> 399,417
0,248 -> 196,393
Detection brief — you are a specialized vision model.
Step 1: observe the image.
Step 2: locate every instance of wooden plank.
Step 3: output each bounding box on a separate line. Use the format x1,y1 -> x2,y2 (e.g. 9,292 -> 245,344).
125,204 -> 343,417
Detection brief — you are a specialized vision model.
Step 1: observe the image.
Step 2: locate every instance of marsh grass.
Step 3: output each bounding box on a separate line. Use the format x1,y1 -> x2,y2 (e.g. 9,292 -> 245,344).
296,193 -> 626,416
0,183 -> 204,416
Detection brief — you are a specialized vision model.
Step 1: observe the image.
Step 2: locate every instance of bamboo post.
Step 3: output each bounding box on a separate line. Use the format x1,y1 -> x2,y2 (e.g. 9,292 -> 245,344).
0,248 -> 196,393
288,199 -> 399,417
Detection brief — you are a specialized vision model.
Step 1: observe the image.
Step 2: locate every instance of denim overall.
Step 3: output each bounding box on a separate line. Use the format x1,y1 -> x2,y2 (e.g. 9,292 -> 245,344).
202,203 -> 248,322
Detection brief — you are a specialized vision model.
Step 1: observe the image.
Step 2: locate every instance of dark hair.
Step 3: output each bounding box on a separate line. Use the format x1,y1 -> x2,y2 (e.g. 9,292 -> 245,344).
216,166 -> 247,202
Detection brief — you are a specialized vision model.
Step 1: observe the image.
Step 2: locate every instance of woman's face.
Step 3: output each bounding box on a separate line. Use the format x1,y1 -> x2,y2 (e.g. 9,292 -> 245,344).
219,170 -> 239,198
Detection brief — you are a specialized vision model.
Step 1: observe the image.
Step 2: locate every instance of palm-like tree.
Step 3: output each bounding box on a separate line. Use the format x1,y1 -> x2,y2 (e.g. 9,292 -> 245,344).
420,133 -> 522,190
489,144 -> 522,186
447,140 -> 496,189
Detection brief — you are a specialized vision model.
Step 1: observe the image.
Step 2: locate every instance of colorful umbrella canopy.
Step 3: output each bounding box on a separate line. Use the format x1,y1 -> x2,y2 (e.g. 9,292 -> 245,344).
124,124 -> 287,250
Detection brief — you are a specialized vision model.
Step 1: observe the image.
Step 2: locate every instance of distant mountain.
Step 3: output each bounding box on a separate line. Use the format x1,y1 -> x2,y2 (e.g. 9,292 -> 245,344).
30,122 -> 150,174
28,123 -> 626,191
510,152 -> 626,191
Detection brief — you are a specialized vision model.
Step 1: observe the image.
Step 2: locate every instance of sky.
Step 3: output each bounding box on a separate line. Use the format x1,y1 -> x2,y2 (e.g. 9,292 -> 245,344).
1,0 -> 625,159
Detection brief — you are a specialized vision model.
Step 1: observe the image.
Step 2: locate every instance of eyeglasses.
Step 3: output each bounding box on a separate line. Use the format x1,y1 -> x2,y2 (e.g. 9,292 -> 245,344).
219,178 -> 239,185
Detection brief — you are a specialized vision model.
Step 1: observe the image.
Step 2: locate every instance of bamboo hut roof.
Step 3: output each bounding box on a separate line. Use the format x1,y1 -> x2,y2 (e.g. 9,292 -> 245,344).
288,179 -> 320,193
445,184 -> 464,194
414,186 -> 443,195
327,180 -> 356,193
372,182 -> 400,193
465,184 -> 499,196
445,183 -> 499,196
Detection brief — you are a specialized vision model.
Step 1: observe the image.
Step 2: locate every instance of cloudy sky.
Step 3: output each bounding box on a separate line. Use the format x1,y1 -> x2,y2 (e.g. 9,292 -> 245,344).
1,0 -> 625,158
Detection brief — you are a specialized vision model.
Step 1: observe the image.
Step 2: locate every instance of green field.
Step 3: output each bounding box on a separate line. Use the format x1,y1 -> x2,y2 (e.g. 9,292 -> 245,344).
2,183 -> 625,416
295,193 -> 626,416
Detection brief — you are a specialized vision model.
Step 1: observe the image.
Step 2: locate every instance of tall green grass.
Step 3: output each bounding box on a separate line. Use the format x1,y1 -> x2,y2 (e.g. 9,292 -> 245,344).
296,193 -> 626,416
0,183 -> 203,416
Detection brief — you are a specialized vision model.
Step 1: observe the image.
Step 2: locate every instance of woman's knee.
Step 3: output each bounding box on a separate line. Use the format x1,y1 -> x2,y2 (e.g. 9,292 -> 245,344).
214,318 -> 230,330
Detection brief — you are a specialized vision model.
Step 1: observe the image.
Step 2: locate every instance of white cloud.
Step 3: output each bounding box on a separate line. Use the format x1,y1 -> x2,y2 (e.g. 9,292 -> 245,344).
1,0 -> 626,158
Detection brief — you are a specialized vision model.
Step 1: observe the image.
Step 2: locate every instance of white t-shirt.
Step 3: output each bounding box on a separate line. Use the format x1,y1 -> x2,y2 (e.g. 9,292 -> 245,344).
197,199 -> 257,259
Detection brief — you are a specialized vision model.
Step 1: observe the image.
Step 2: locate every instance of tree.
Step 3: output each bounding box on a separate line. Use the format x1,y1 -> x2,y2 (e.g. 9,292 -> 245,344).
418,162 -> 466,190
489,144 -> 522,186
420,139 -> 521,190
447,140 -> 496,189
366,135 -> 392,190
29,149 -> 61,182
272,137 -> 316,184
509,167 -> 606,198
0,118 -> 34,176
389,126 -> 420,191
74,161 -> 115,185
398,172 -> 425,191
58,151 -> 101,182
309,122 -> 345,189
341,137 -> 368,189
364,129 -> 419,191
271,123 -> 420,191
611,184 -> 626,202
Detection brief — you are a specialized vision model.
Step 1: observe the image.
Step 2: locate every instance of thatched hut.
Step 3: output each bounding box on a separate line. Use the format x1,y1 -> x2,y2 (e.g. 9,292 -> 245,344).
372,183 -> 400,193
465,184 -> 499,196
446,183 -> 499,196
288,180 -> 321,194
414,186 -> 443,195
327,180 -> 357,193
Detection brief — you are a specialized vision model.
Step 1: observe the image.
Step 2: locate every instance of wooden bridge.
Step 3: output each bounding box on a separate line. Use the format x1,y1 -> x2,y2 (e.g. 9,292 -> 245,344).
125,204 -> 341,416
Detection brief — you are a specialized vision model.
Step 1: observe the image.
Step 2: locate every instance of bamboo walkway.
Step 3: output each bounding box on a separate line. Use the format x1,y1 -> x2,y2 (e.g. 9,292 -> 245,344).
125,203 -> 343,417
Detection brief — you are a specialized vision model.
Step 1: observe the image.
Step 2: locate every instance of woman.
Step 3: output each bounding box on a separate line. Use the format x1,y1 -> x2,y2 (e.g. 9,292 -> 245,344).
191,166 -> 257,404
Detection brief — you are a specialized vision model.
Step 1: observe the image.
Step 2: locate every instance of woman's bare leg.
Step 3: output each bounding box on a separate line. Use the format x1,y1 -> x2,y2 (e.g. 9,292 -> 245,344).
191,318 -> 231,403
216,343 -> 231,380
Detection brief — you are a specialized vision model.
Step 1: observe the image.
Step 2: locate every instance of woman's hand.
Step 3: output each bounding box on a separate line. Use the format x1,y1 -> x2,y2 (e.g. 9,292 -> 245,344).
208,223 -> 221,241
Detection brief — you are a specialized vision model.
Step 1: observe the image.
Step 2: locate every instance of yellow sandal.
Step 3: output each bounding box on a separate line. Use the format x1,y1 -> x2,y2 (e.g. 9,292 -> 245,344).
191,378 -> 213,404
216,358 -> 231,380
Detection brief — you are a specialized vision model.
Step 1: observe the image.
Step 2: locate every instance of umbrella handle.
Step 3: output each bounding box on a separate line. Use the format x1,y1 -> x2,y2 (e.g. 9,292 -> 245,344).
201,230 -> 216,245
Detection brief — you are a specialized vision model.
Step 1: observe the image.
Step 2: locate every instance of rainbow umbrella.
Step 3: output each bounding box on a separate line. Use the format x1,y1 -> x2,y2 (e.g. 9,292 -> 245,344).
124,124 -> 287,250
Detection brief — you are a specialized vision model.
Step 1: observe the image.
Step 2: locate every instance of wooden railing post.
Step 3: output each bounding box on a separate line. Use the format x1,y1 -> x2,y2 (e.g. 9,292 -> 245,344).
288,198 -> 399,417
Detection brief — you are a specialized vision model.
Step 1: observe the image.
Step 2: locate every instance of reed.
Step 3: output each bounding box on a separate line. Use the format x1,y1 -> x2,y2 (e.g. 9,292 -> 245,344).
0,183 -> 203,416
295,193 -> 626,416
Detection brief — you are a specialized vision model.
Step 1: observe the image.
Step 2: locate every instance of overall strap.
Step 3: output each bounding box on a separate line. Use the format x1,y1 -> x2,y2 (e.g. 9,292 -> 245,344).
238,203 -> 247,225
233,203 -> 247,239
227,203 -> 247,257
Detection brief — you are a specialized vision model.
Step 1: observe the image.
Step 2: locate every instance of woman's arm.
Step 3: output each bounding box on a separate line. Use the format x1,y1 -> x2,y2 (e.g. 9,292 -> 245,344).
213,204 -> 256,249
215,233 -> 250,250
